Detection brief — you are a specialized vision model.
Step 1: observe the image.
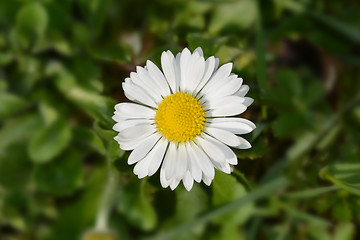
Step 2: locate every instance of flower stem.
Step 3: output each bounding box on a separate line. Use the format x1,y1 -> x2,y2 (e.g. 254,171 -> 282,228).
95,156 -> 119,231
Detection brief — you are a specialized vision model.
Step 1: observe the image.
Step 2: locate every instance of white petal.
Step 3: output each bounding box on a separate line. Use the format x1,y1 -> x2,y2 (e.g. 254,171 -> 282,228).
128,134 -> 161,165
113,119 -> 152,132
117,124 -> 156,141
170,178 -> 180,190
206,96 -> 247,117
179,49 -> 205,92
207,118 -> 255,134
122,78 -> 135,101
233,136 -> 252,149
235,85 -> 249,97
206,96 -> 244,109
130,72 -> 162,103
161,50 -> 178,93
183,171 -> 194,191
214,58 -> 220,70
243,97 -> 254,107
122,81 -> 157,108
160,168 -> 171,188
206,102 -> 247,117
114,125 -> 156,151
206,127 -> 241,148
179,48 -> 192,91
207,77 -> 243,99
200,63 -> 232,95
202,73 -> 237,99
148,139 -> 168,176
209,117 -> 256,129
194,47 -> 204,56
195,56 -> 216,93
202,174 -> 212,186
212,161 -> 232,174
136,66 -> 167,102
163,142 -> 177,180
185,143 -> 202,183
146,60 -> 171,97
196,136 -> 224,164
114,102 -> 155,119
174,53 -> 181,92
114,137 -> 139,151
133,155 -> 152,178
187,142 -> 215,180
133,138 -> 167,178
196,134 -> 237,165
188,54 -> 206,92
175,144 -> 188,180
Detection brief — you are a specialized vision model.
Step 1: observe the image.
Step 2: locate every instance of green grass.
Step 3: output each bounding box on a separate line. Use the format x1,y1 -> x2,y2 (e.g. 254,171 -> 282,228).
1,0 -> 360,239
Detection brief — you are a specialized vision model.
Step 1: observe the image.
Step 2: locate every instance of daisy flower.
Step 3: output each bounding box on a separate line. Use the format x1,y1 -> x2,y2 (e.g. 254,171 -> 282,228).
113,47 -> 255,191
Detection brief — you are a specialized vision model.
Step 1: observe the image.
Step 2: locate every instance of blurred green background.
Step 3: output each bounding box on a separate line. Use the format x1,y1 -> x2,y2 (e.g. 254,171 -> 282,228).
1,0 -> 360,239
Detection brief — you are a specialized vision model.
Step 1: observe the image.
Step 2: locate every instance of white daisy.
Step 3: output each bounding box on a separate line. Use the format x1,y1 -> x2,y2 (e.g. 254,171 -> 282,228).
113,47 -> 255,191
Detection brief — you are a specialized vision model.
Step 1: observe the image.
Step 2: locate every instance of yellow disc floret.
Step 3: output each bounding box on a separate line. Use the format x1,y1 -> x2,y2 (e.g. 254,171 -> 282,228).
155,92 -> 206,143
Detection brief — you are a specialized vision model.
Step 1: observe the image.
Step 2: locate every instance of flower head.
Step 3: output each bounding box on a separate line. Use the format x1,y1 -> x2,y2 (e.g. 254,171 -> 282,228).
113,47 -> 255,191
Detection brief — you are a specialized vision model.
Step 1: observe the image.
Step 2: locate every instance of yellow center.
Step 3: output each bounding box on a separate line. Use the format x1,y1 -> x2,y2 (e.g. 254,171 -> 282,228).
155,92 -> 206,143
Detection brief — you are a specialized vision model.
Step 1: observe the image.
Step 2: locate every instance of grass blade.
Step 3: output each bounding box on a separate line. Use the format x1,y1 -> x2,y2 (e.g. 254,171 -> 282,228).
144,177 -> 289,240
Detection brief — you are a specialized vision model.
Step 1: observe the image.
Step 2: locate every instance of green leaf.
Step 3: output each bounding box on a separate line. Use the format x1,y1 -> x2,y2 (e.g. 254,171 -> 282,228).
309,11 -> 360,44
262,88 -> 293,110
306,225 -> 331,240
175,1 -> 210,30
219,224 -> 241,240
216,45 -> 242,64
14,56 -> 42,92
255,0 -> 266,91
34,150 -> 84,196
212,171 -> 254,225
209,0 -> 257,34
94,121 -> 124,162
0,143 -> 32,189
174,184 -> 209,222
275,69 -> 302,97
15,2 -> 48,46
282,204 -> 332,227
187,33 -> 227,58
262,69 -> 305,111
77,0 -> 112,39
50,33 -> 74,56
73,127 -> 106,156
2,190 -> 30,231
82,230 -> 118,240
331,195 -> 352,222
91,45 -> 131,63
48,167 -> 107,240
272,111 -> 305,137
118,179 -> 157,231
0,51 -> 14,66
0,114 -> 41,153
28,119 -> 71,163
0,92 -> 26,121
73,58 -> 103,93
0,115 -> 40,189
286,132 -> 317,161
285,185 -> 339,199
320,163 -> 360,196
303,80 -> 325,106
147,177 -> 288,240
56,73 -> 115,127
65,87 -> 111,119
159,184 -> 209,240
235,137 -> 265,159
334,222 -> 355,240
0,114 -> 42,190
